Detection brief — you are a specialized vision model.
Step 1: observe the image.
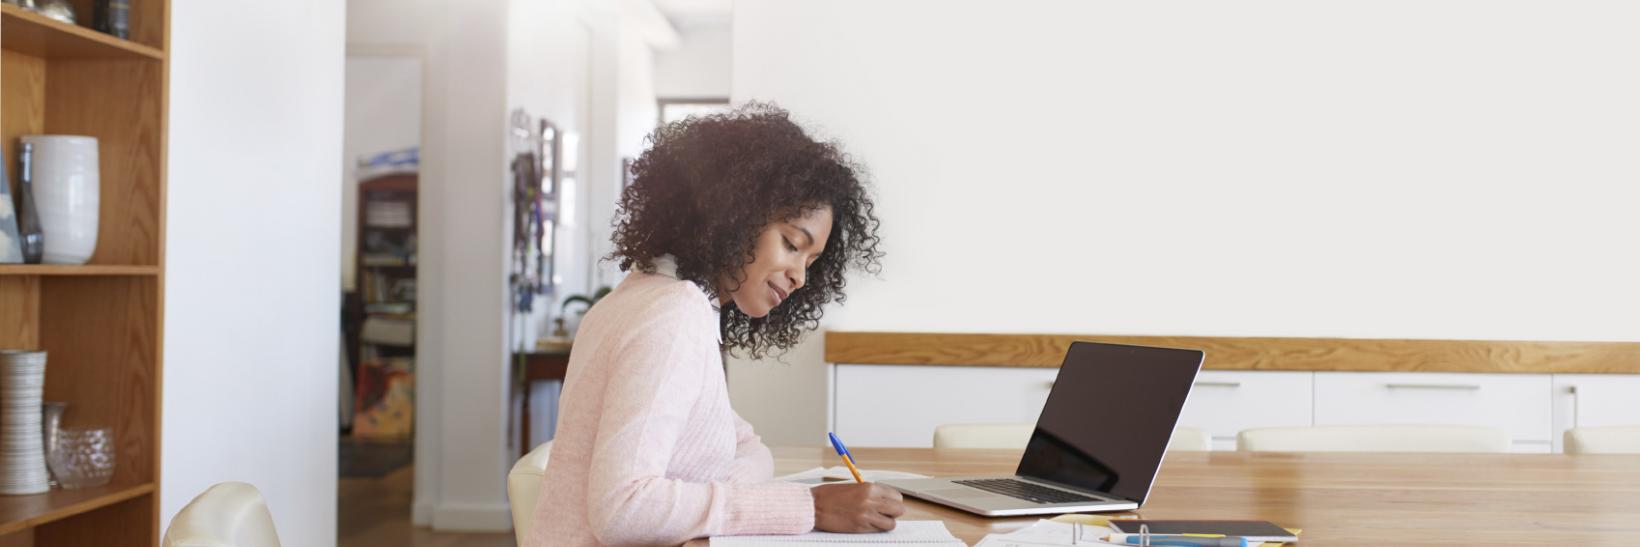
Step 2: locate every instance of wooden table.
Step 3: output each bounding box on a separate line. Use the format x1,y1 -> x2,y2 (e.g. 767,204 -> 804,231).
514,350 -> 571,459
770,447 -> 1640,545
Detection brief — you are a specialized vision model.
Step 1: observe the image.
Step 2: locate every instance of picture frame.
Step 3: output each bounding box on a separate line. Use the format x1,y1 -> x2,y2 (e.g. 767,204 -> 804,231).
507,109 -> 562,309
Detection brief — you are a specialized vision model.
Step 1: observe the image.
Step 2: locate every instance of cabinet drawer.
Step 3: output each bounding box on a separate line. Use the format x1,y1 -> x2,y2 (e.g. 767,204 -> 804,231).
833,364 -> 1058,447
1176,371 -> 1313,450
1314,372 -> 1551,450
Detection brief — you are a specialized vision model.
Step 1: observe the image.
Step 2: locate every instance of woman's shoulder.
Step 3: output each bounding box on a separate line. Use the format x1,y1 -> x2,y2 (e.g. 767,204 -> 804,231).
578,272 -> 721,361
596,271 -> 716,325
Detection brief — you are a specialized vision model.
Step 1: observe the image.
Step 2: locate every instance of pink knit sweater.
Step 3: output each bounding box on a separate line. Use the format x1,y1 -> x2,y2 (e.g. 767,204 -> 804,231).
525,260 -> 817,546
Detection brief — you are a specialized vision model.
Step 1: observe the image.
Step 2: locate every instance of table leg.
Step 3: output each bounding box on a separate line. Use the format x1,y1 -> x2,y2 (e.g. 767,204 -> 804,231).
521,379 -> 532,460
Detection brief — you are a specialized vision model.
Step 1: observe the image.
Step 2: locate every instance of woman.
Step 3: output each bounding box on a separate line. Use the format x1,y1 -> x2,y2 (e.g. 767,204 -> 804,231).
526,103 -> 899,546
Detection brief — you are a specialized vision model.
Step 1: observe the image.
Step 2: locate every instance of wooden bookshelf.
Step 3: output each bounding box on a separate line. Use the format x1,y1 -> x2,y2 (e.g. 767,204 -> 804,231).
0,0 -> 168,545
347,173 -> 418,439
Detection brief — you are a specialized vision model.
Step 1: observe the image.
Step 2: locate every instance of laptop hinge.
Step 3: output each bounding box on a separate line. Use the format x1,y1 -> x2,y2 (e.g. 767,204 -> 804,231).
1020,476 -> 1125,502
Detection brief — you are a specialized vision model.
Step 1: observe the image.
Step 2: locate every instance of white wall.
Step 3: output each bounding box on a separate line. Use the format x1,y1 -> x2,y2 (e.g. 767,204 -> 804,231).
598,14 -> 661,290
655,22 -> 731,98
342,57 -> 422,292
730,0 -> 1640,445
164,1 -> 345,546
425,0 -> 516,532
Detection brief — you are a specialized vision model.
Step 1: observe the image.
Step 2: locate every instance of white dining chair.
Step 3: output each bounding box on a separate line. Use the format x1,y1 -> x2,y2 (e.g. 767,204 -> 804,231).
1237,425 -> 1509,453
1564,425 -> 1640,454
507,441 -> 554,544
162,482 -> 282,547
932,423 -> 1034,449
1168,427 -> 1212,452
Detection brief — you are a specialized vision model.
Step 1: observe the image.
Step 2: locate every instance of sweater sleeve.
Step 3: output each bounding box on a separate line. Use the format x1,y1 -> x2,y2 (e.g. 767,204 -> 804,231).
724,411 -> 776,483
584,291 -> 814,545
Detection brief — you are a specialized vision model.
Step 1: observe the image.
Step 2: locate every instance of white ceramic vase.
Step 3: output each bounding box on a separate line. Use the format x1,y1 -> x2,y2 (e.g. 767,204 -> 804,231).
20,136 -> 99,265
0,351 -> 50,495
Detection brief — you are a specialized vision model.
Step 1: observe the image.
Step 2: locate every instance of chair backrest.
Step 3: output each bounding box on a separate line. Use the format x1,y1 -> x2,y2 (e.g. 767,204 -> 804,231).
1565,425 -> 1640,454
933,423 -> 1212,451
1237,425 -> 1510,453
162,482 -> 281,547
933,423 -> 1034,449
507,441 -> 554,544
1168,427 -> 1212,451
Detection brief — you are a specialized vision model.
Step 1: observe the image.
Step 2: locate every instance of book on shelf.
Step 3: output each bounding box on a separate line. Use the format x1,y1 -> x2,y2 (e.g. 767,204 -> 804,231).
365,302 -> 414,315
361,271 -> 418,305
361,254 -> 411,266
360,316 -> 415,346
365,200 -> 414,228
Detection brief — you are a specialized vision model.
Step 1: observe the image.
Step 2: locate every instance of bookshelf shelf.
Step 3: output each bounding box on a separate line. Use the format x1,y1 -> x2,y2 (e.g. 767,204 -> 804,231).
0,5 -> 162,61
0,482 -> 155,536
0,265 -> 159,277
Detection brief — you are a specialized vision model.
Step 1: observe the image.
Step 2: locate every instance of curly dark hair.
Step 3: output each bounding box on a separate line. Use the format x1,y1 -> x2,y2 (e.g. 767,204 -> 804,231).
608,102 -> 883,359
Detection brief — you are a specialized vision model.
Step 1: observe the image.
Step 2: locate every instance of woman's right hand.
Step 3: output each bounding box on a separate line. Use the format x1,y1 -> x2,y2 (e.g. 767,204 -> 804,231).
811,482 -> 907,532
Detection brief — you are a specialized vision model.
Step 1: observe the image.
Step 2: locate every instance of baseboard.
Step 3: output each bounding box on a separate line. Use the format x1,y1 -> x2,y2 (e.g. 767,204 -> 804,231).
412,500 -> 434,526
431,502 -> 514,532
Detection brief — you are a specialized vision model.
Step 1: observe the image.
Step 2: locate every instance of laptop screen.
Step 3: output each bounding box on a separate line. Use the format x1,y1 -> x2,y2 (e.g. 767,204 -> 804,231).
1014,342 -> 1203,503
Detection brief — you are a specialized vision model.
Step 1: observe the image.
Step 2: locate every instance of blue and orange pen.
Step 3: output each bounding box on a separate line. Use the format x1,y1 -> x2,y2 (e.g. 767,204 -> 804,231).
827,432 -> 865,483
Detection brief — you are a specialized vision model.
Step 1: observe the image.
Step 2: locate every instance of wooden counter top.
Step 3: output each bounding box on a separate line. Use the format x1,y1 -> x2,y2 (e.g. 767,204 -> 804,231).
825,332 -> 1640,374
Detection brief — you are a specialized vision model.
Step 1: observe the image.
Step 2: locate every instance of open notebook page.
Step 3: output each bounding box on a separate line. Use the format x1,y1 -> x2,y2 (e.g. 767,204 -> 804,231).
710,521 -> 965,546
775,466 -> 930,484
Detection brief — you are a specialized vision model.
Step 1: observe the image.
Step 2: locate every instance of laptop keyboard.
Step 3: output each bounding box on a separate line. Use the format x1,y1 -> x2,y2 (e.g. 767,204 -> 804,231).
953,478 -> 1101,505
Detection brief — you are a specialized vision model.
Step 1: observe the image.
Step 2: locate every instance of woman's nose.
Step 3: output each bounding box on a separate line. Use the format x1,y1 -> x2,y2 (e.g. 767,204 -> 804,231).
789,265 -> 806,290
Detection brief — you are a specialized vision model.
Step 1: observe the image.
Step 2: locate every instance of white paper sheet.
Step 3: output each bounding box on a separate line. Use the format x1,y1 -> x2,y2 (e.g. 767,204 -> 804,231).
972,519 -> 1122,547
711,520 -> 966,546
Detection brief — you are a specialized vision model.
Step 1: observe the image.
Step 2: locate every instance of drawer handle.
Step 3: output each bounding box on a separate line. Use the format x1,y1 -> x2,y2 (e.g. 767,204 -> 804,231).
1193,381 -> 1242,388
1385,383 -> 1481,391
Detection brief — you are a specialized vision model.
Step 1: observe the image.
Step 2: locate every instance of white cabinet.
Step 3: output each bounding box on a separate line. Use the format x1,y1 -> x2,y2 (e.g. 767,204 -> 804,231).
1313,372 -> 1552,453
832,364 -> 1058,447
1176,371 -> 1313,451
1551,375 -> 1640,452
830,363 -> 1639,453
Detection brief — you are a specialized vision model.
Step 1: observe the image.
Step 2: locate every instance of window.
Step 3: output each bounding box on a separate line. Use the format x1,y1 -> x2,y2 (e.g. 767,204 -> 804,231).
658,98 -> 732,127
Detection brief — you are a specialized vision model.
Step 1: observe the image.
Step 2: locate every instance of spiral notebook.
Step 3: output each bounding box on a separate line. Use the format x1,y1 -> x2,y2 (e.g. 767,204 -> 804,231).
710,521 -> 965,546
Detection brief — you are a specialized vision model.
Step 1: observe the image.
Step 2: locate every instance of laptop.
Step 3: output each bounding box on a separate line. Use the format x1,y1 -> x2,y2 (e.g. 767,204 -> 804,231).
879,341 -> 1204,517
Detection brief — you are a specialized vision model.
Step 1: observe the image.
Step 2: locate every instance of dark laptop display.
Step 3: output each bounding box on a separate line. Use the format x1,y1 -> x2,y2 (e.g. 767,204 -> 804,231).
1014,342 -> 1202,503
880,341 -> 1204,516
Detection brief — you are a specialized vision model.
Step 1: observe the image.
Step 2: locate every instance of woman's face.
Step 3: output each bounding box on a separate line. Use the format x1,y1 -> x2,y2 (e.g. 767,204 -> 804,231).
720,206 -> 833,318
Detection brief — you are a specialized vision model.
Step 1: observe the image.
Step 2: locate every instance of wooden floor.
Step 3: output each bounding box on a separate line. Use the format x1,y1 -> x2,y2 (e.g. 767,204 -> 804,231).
339,465 -> 515,547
